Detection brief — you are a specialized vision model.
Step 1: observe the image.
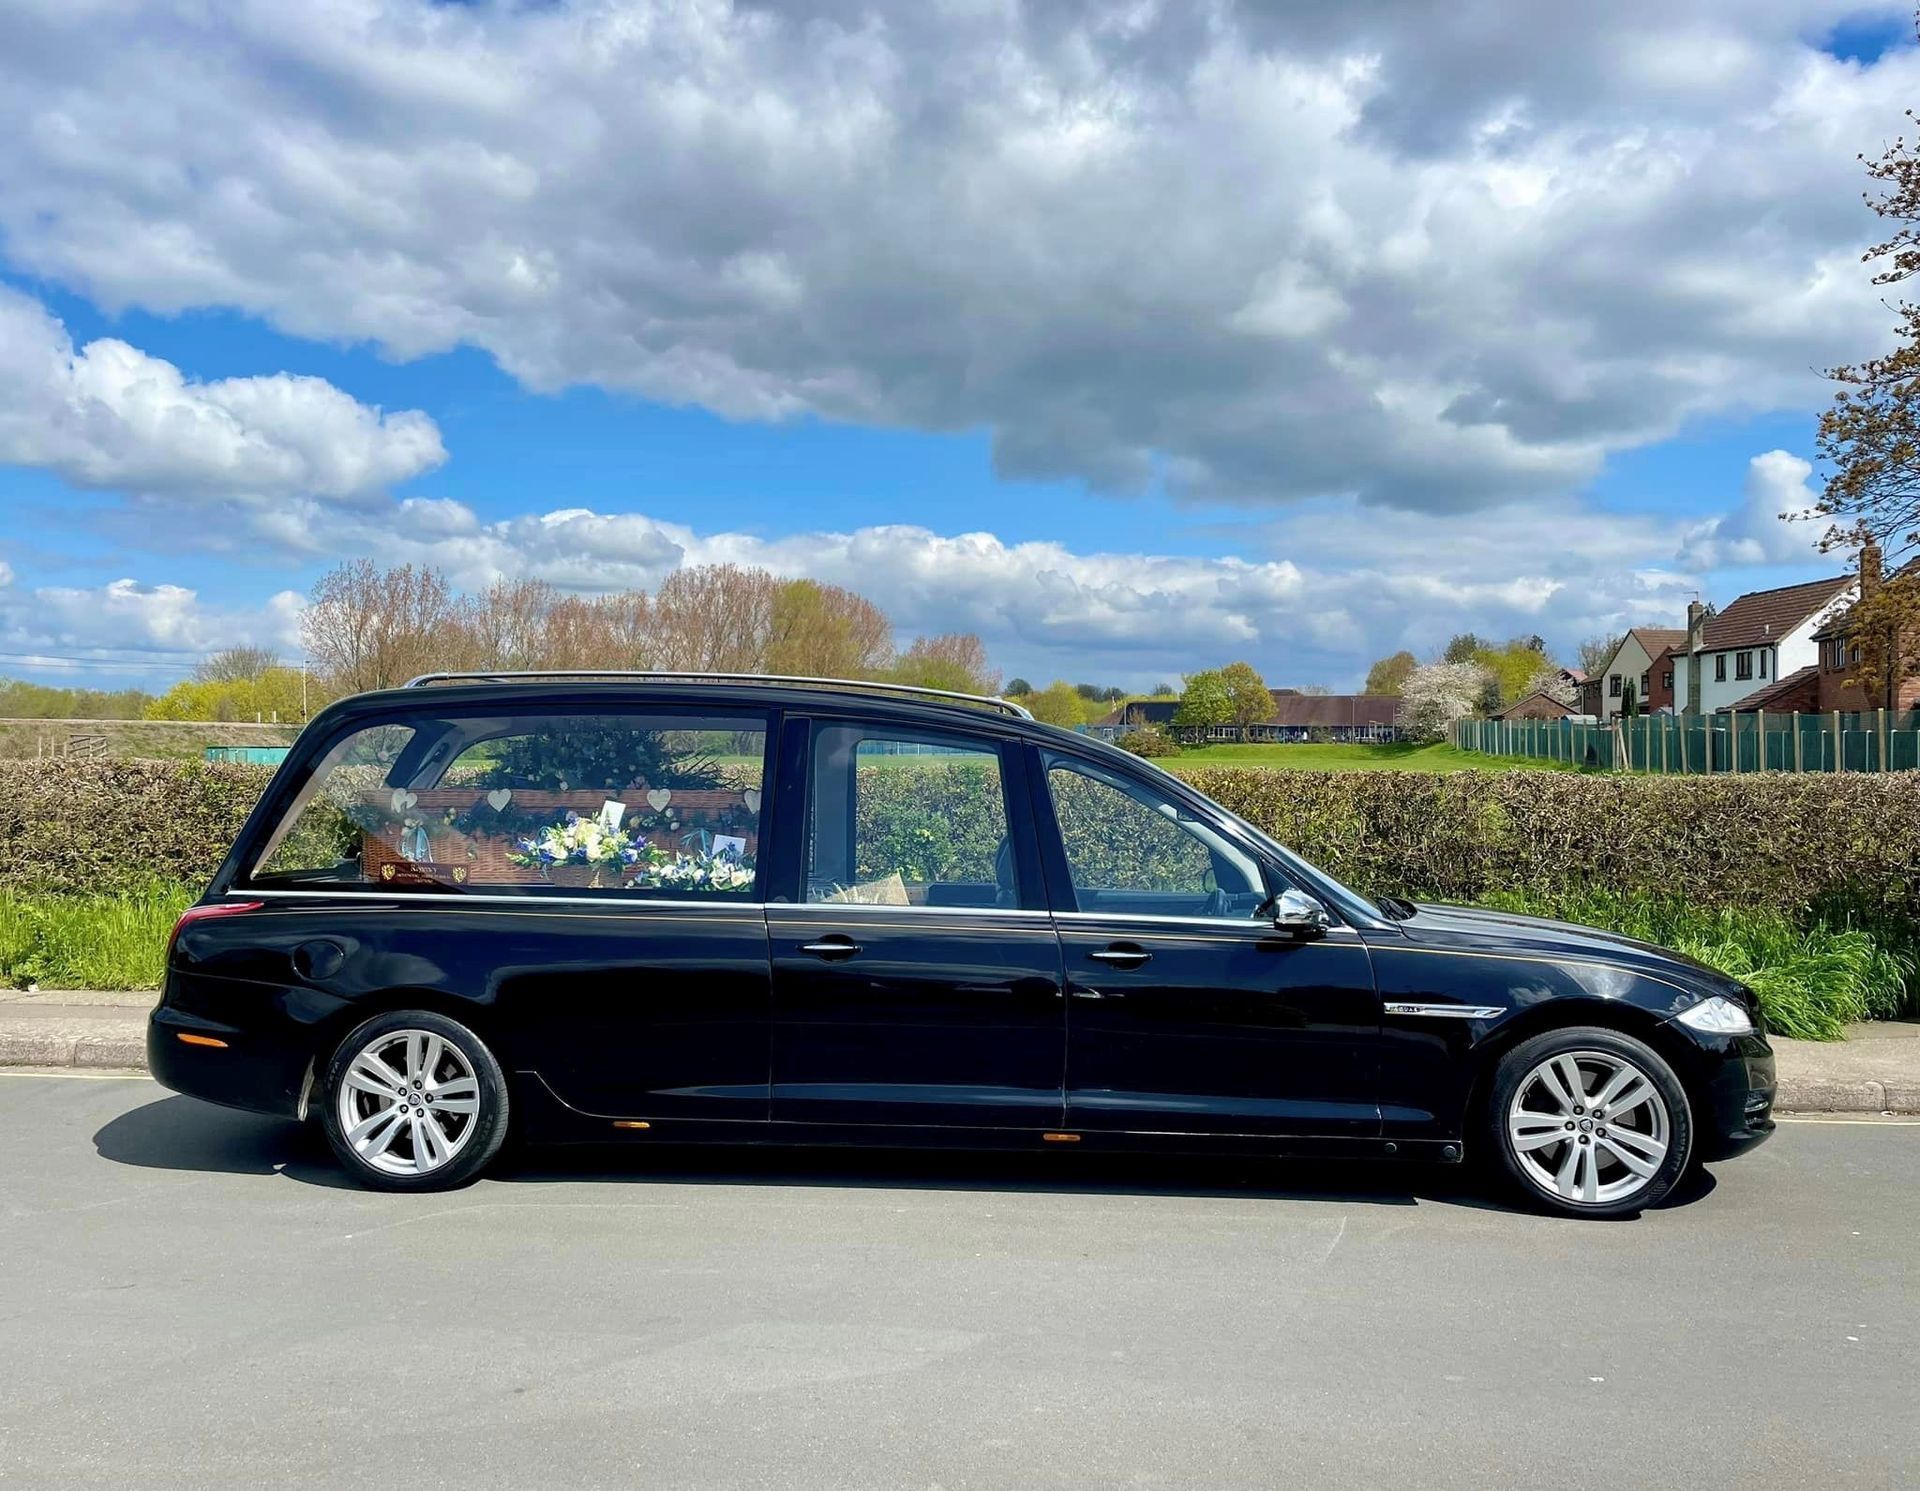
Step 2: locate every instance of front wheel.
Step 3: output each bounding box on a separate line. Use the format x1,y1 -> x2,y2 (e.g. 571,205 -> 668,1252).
321,1011 -> 510,1192
1486,1027 -> 1692,1219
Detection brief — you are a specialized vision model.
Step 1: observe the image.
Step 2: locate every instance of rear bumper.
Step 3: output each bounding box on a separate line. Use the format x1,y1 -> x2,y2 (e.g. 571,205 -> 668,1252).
148,1001 -> 311,1120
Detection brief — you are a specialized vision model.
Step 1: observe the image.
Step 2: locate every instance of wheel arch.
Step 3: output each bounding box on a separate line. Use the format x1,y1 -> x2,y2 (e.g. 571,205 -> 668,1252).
311,989 -> 509,1075
1462,998 -> 1705,1135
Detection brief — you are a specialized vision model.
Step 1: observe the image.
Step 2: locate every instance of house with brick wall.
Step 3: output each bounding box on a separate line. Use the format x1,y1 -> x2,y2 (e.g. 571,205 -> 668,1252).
1811,546 -> 1920,714
1673,575 -> 1856,716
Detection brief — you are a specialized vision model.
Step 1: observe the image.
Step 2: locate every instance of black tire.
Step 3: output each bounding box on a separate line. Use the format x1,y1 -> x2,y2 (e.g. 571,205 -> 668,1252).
320,1010 -> 510,1192
1485,1026 -> 1692,1219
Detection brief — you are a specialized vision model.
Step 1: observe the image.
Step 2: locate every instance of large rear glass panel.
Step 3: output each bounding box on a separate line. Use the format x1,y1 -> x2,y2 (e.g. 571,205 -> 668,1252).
248,710 -> 769,898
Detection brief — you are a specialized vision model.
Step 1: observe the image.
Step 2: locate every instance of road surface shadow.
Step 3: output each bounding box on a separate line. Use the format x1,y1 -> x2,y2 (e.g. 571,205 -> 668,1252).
92,1092 -> 1716,1216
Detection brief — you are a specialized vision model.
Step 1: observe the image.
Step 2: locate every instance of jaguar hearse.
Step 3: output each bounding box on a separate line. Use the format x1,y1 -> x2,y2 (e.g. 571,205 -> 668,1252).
151,672 -> 1774,1216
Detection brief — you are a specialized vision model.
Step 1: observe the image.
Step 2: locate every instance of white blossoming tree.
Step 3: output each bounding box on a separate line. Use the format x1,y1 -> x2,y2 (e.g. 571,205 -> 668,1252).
1398,661 -> 1491,742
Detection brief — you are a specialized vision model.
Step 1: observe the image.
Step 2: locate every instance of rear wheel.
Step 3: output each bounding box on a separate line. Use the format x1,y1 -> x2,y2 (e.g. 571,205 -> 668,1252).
321,1011 -> 509,1192
1486,1027 -> 1691,1219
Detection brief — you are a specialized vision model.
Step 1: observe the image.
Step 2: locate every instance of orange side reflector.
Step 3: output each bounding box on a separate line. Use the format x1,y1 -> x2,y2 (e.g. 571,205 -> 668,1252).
176,1033 -> 229,1049
1042,1132 -> 1081,1143
612,1120 -> 652,1130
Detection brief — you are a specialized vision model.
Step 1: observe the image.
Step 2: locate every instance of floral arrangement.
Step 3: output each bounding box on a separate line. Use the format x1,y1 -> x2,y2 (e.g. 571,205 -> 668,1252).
631,846 -> 756,893
507,811 -> 652,872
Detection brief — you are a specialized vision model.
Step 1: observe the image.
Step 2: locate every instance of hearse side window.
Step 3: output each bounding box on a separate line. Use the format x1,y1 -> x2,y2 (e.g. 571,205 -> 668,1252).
804,725 -> 1014,908
248,711 -> 768,897
1042,753 -> 1268,921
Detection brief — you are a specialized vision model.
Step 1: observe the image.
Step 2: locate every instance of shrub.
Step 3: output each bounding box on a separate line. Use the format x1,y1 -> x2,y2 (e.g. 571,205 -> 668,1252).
1115,727 -> 1181,758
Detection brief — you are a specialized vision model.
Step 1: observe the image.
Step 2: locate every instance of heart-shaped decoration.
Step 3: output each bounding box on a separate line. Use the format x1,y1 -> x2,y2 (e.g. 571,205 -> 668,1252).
486,788 -> 513,812
390,789 -> 417,813
645,788 -> 672,812
743,788 -> 761,815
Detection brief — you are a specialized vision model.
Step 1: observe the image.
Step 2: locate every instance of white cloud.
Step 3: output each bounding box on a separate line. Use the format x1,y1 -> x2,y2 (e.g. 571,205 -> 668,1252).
1676,449 -> 1831,568
0,574 -> 305,678
0,1 -> 1906,510
222,489 -> 1705,688
0,286 -> 444,504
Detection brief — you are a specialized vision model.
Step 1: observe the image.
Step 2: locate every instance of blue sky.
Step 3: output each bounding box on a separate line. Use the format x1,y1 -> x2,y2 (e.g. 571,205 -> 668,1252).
0,2 -> 1911,692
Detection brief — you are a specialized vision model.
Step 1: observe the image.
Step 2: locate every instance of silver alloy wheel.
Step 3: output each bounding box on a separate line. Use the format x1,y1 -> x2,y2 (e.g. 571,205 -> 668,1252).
1506,1049 -> 1670,1206
334,1028 -> 480,1177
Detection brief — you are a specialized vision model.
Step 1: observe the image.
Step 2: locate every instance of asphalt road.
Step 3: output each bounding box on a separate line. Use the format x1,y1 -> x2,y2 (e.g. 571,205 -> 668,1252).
1,1075 -> 1915,1490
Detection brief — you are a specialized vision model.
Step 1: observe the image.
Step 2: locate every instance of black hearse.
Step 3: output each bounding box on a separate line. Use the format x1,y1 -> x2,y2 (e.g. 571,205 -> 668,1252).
151,672 -> 1773,1216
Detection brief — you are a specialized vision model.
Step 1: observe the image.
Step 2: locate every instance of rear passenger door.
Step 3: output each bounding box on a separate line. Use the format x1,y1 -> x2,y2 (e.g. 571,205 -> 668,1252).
766,716 -> 1066,1130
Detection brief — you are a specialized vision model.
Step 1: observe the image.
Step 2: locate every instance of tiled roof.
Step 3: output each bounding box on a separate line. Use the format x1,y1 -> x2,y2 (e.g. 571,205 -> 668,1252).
1096,699 -> 1179,728
1718,666 -> 1820,714
1625,627 -> 1687,656
1497,690 -> 1575,720
1700,576 -> 1853,651
1267,694 -> 1400,728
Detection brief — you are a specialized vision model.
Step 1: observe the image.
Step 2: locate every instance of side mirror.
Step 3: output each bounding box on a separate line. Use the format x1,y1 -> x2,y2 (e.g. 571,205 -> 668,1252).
1269,887 -> 1332,934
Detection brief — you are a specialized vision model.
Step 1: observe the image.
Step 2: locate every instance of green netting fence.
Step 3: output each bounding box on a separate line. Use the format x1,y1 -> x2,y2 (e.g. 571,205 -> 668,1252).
1453,710 -> 1920,773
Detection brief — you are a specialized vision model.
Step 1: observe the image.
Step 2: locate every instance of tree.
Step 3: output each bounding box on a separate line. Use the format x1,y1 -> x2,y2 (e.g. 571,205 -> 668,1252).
145,667 -> 311,722
1620,680 -> 1639,720
651,564 -> 780,673
1523,662 -> 1579,707
892,633 -> 998,695
302,560 -> 462,695
1025,679 -> 1085,726
1576,634 -> 1622,678
1005,677 -> 1033,697
195,646 -> 279,682
765,579 -> 894,679
1810,93 -> 1920,707
1473,637 -> 1558,710
1173,670 -> 1233,730
1364,650 -> 1417,696
1217,660 -> 1272,740
1442,632 -> 1488,665
1397,662 -> 1489,742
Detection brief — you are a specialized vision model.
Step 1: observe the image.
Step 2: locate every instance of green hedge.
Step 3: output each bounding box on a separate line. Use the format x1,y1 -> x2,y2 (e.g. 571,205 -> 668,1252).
1173,767 -> 1920,928
0,759 -> 278,895
7,758 -> 1920,922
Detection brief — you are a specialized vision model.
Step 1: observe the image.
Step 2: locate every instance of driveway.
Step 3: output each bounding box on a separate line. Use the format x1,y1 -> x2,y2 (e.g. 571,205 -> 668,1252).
1,1073 -> 1914,1488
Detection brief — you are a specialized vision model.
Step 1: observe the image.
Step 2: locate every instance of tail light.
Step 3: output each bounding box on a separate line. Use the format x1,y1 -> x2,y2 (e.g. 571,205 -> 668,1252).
167,900 -> 263,963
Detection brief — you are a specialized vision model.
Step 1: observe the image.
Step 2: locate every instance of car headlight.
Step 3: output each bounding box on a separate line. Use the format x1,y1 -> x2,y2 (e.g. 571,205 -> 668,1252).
1676,994 -> 1757,1036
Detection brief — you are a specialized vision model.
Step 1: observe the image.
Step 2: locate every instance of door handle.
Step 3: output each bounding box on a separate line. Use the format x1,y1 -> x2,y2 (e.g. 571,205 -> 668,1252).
799,937 -> 862,960
1087,946 -> 1150,968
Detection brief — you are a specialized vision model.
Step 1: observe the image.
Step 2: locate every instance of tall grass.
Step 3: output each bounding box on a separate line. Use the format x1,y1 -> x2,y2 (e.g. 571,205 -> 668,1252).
1478,888 -> 1915,1041
0,879 -> 192,991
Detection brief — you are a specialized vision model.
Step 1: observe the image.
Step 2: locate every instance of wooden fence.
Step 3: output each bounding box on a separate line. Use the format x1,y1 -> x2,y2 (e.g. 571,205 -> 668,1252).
1453,709 -> 1920,773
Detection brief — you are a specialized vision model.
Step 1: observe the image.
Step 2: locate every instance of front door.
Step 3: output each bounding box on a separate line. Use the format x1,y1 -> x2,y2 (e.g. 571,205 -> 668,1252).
768,718 -> 1064,1130
1035,749 -> 1381,1138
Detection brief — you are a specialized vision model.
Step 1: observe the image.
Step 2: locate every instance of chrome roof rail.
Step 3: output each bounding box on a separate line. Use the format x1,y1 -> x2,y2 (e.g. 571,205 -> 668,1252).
401,669 -> 1035,720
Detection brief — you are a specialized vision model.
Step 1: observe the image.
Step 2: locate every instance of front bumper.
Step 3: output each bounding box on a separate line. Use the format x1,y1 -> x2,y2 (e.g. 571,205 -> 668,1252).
1683,1029 -> 1776,1161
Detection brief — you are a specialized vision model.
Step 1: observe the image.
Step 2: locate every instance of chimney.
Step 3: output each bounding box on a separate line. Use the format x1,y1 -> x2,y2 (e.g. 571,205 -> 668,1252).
1683,600 -> 1706,715
1861,540 -> 1883,596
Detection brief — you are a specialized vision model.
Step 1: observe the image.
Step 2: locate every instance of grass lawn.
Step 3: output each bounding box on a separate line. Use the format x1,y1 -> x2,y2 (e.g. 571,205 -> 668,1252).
1168,741 -> 1584,772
